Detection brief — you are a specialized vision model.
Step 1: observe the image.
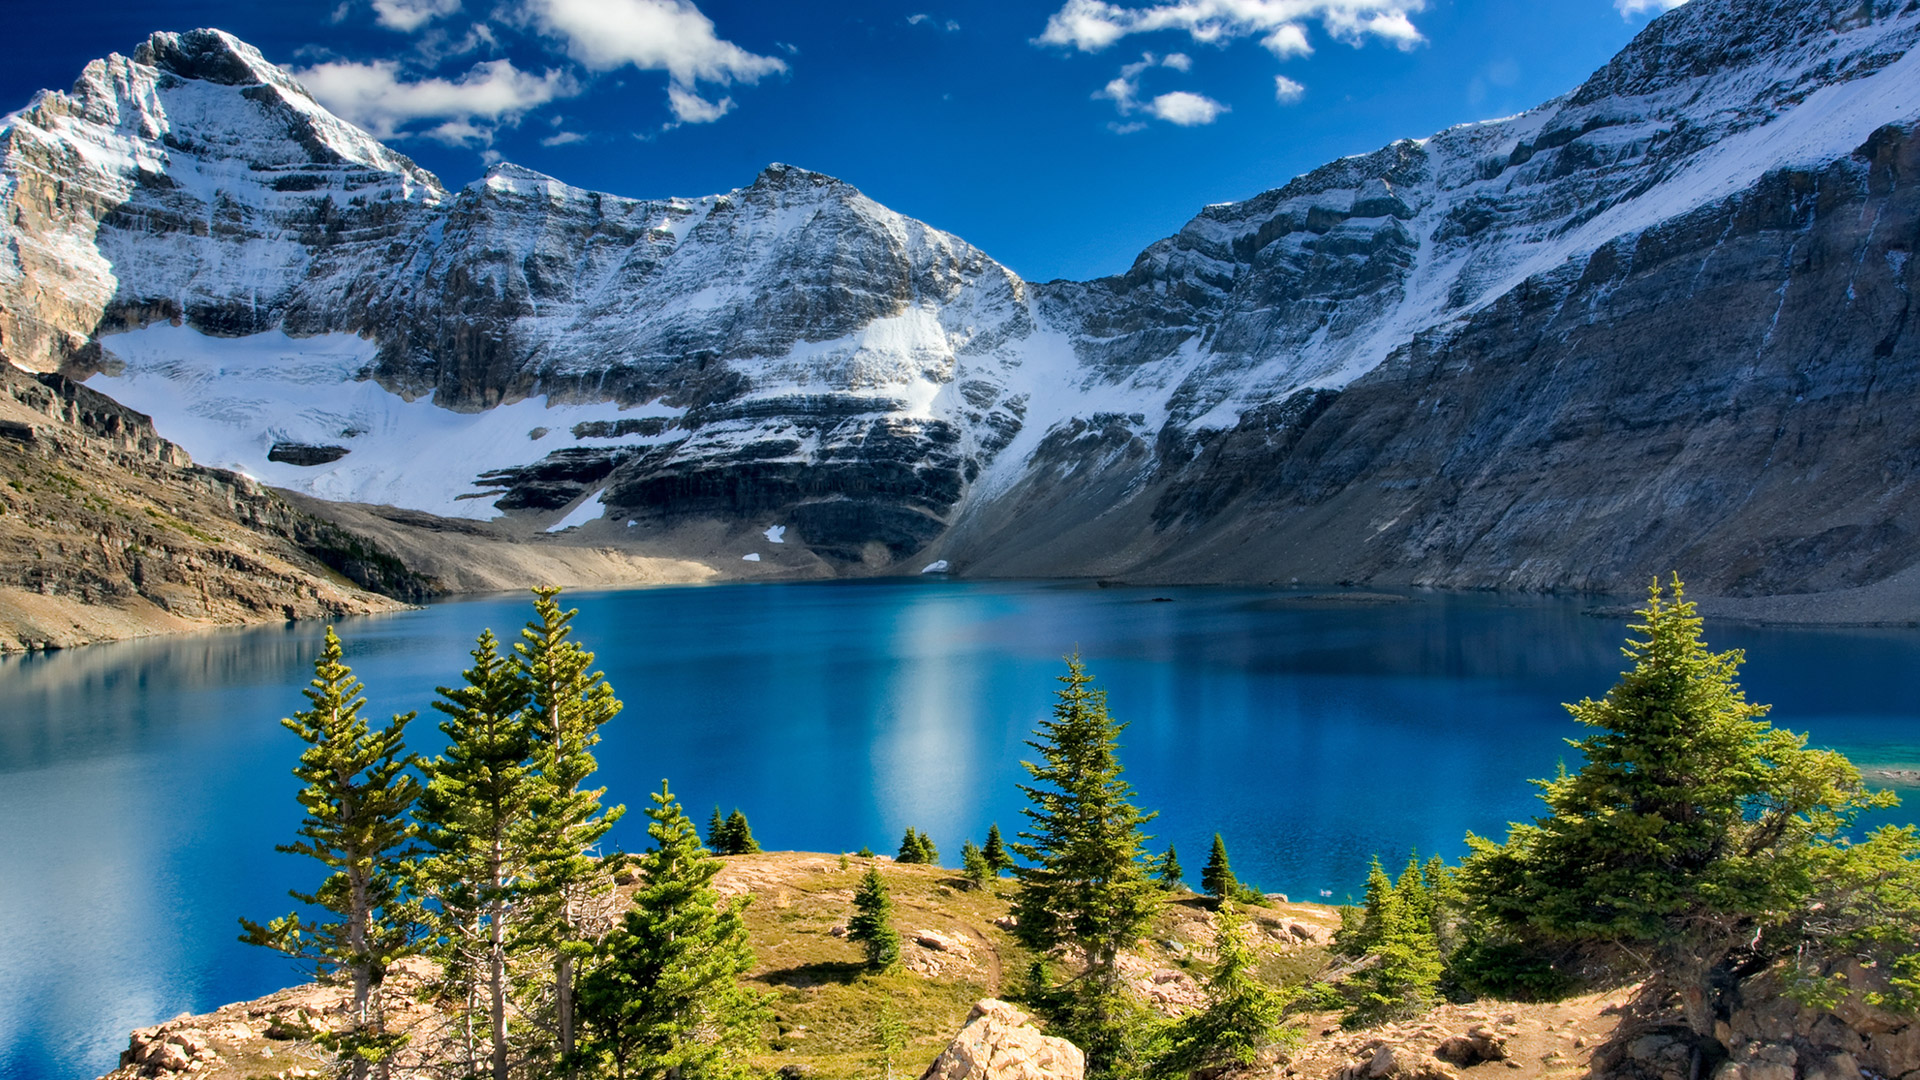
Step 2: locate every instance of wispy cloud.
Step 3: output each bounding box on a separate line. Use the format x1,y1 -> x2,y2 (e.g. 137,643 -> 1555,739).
1094,52 -> 1225,127
527,0 -> 786,124
907,13 -> 962,31
368,0 -> 462,33
1273,74 -> 1304,102
1037,0 -> 1428,56
1615,0 -> 1688,15
295,58 -> 576,144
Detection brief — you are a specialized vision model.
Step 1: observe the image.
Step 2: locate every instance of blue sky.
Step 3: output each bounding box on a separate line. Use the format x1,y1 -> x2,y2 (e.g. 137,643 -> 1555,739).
5,0 -> 1686,281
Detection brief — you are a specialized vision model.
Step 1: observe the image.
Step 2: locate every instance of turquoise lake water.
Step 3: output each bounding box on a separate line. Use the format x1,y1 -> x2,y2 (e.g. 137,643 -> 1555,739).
2,579 -> 1916,1079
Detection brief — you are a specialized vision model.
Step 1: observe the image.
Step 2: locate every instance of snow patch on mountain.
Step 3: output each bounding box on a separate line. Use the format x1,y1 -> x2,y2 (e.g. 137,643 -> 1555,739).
90,325 -> 674,518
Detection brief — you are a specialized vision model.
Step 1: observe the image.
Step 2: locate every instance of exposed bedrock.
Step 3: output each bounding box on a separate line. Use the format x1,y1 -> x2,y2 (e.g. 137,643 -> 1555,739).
952,122 -> 1920,596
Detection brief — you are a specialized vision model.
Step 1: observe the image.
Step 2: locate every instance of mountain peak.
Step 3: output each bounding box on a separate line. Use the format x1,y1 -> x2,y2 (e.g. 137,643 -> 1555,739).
751,162 -> 845,192
132,28 -> 299,92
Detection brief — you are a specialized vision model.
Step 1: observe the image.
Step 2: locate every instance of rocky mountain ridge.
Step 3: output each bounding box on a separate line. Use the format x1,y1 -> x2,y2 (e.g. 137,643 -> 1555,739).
3,0 -> 1918,607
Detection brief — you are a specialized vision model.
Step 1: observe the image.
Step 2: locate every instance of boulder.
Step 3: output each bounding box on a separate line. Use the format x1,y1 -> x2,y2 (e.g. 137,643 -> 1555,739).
1434,1026 -> 1508,1067
920,999 -> 1084,1080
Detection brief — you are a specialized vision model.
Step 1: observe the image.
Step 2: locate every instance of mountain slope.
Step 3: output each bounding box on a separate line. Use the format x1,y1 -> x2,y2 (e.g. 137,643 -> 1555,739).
2,1 -> 1918,605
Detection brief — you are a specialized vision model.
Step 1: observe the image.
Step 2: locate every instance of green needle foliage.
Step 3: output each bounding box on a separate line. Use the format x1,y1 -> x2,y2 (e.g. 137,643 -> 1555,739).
1344,867 -> 1443,1027
848,866 -> 901,970
1155,899 -> 1290,1078
713,809 -> 761,855
1460,577 -> 1896,1044
413,629 -> 538,1080
576,781 -> 764,1080
962,840 -> 992,890
240,628 -> 421,1080
1012,654 -> 1161,975
895,827 -> 937,865
518,586 -> 627,1062
1012,654 -> 1162,1079
983,823 -> 1014,876
1201,835 -> 1237,905
1156,844 -> 1184,892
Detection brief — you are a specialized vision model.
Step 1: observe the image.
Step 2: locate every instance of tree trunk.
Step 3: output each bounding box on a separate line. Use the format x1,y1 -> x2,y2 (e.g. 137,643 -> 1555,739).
557,953 -> 575,1064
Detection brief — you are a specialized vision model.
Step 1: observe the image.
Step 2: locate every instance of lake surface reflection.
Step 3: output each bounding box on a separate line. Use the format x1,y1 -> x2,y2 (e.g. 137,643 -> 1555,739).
3,580 -> 1916,1079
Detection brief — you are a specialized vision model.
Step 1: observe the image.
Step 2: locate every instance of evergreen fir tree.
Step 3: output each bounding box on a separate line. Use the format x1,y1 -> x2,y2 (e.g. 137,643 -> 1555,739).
1344,876 -> 1442,1026
962,840 -> 991,890
1461,577 -> 1889,1045
413,629 -> 538,1080
240,628 -> 421,1080
848,866 -> 901,970
1335,857 -> 1396,958
1201,835 -> 1238,904
720,809 -> 760,855
517,587 -> 627,1064
1395,856 -> 1433,932
706,807 -> 726,851
1156,899 -> 1288,1077
1012,653 -> 1163,1078
576,781 -> 763,1080
916,829 -> 938,866
983,823 -> 1014,876
1157,845 -> 1184,892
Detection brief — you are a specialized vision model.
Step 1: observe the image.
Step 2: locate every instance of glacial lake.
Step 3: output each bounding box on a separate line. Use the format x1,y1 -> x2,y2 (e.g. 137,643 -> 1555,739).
3,579 -> 1917,1080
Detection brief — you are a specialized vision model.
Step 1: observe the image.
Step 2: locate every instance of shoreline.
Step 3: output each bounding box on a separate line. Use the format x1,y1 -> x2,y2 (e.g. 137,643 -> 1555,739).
15,553 -> 1920,655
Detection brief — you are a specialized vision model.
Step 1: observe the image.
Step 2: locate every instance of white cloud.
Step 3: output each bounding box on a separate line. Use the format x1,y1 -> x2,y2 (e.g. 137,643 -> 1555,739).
1261,24 -> 1312,57
370,0 -> 462,33
666,84 -> 734,123
528,0 -> 785,123
1037,0 -> 1427,54
540,130 -> 588,146
1095,50 -> 1199,116
1148,90 -> 1227,125
1273,74 -> 1304,102
295,58 -> 575,143
907,13 -> 962,30
1615,0 -> 1688,14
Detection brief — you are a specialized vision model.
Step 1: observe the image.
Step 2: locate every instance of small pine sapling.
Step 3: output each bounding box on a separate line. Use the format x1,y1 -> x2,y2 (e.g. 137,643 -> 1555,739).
1156,844 -> 1185,892
962,840 -> 992,890
983,823 -> 1014,876
848,866 -> 901,969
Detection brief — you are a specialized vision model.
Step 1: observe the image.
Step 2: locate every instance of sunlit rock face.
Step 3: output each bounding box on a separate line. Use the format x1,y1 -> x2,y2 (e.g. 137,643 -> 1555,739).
4,3 -> 1920,588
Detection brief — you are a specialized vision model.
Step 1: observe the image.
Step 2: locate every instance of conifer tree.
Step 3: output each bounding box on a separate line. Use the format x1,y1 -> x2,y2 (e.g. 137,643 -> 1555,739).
962,840 -> 991,890
1344,877 -> 1443,1026
706,807 -> 726,851
1201,835 -> 1238,904
718,809 -> 760,855
848,866 -> 901,970
1157,844 -> 1185,892
413,629 -> 537,1080
1156,899 -> 1288,1078
517,587 -> 626,1063
241,628 -> 420,1080
983,823 -> 1014,876
576,781 -> 763,1079
1012,654 -> 1161,988
1335,857 -> 1396,958
895,827 -> 939,865
1461,577 -> 1889,1045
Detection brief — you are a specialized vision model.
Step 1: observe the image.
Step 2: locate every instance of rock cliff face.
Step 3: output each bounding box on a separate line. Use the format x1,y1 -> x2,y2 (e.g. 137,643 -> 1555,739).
4,1 -> 1920,594
0,362 -> 421,651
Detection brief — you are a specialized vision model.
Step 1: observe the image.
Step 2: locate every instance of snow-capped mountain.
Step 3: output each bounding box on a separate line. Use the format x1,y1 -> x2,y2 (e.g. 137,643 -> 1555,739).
3,0 -> 1918,594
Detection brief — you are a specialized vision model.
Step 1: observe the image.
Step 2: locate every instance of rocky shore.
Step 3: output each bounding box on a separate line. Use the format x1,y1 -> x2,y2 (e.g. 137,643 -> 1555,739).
94,852 -> 1918,1080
